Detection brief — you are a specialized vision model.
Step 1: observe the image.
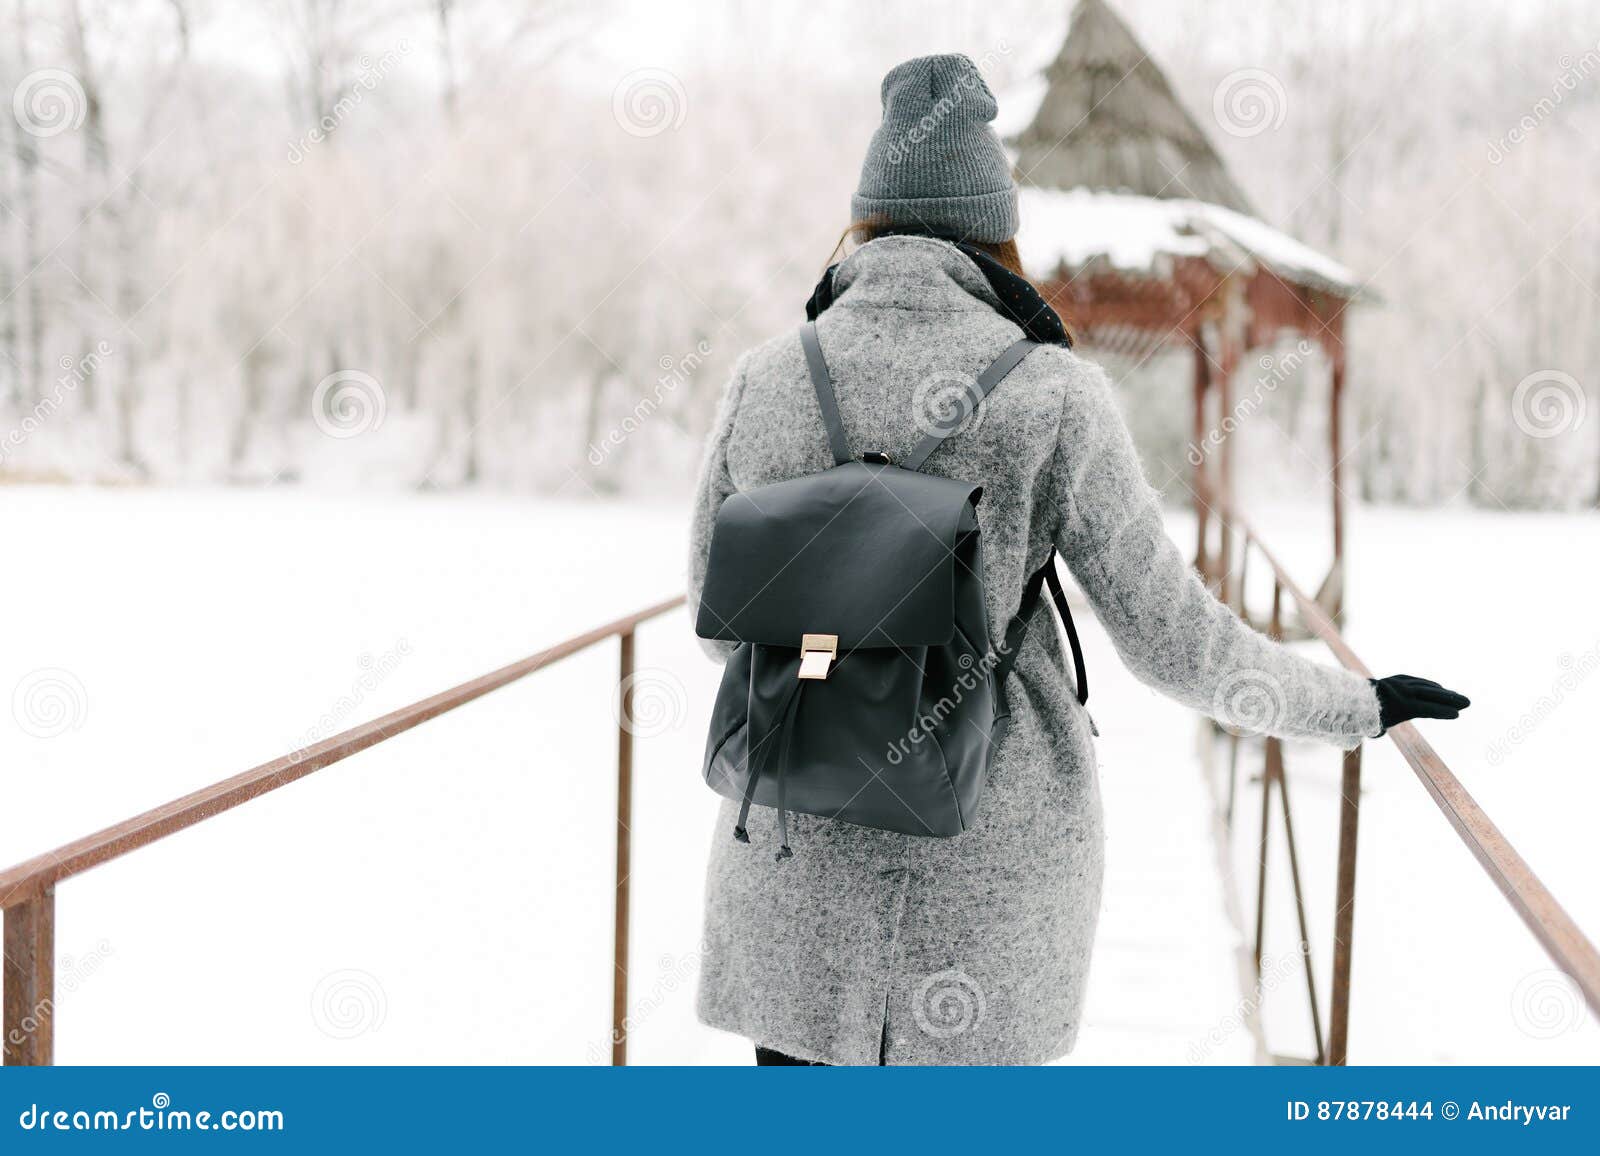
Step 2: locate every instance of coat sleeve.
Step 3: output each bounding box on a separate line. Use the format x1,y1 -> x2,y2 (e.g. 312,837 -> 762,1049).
1047,355 -> 1382,748
687,354 -> 750,665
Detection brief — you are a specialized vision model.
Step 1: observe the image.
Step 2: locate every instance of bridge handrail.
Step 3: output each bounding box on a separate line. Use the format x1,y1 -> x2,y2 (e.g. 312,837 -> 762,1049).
0,594 -> 685,1065
1216,497 -> 1600,1042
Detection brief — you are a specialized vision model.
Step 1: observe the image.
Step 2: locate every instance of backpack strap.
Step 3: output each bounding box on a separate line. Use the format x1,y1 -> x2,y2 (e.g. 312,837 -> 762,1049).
799,322 -> 852,467
799,324 -> 1038,471
995,548 -> 1088,711
899,337 -> 1039,472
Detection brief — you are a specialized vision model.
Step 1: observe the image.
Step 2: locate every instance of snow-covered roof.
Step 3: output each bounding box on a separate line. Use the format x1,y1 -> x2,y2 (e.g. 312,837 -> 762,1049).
1016,186 -> 1367,300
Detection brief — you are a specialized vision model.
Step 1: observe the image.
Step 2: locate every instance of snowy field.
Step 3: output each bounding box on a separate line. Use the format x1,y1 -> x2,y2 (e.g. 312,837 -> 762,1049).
2,487 -> 1596,1065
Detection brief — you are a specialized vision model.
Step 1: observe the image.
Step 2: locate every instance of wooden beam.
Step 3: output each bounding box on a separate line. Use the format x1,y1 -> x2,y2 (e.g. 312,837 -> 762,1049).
1216,286 -> 1243,606
612,632 -> 636,1066
1328,746 -> 1363,1065
3,888 -> 55,1065
1326,320 -> 1348,626
1192,328 -> 1212,579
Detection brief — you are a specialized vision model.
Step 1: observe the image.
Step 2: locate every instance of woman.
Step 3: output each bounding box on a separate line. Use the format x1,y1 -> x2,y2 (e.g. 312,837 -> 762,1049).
686,54 -> 1467,1067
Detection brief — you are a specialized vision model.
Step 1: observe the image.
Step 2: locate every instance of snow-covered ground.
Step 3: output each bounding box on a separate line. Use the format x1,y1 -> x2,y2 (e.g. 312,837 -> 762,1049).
2,487 -> 1596,1064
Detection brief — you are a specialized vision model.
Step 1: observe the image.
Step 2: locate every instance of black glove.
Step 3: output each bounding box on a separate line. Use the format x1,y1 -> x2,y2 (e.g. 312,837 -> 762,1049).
1371,674 -> 1470,733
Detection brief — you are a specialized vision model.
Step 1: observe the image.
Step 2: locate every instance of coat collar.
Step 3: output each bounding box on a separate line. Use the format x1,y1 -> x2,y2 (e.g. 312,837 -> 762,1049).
805,235 -> 1072,348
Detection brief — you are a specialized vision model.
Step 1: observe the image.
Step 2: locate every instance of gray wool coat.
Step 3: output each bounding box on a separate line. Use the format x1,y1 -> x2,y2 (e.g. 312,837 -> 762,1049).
686,236 -> 1382,1065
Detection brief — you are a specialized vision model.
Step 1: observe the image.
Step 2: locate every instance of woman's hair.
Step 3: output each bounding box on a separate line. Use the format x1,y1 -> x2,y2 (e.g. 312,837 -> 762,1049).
828,217 -> 1028,279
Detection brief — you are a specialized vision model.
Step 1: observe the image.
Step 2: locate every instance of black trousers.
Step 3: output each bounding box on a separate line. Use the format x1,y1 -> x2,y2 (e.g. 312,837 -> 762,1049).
755,1046 -> 829,1067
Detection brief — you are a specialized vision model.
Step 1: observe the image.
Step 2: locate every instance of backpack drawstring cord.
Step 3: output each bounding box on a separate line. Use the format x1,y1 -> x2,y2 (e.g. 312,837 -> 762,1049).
772,688 -> 804,861
732,686 -> 788,841
731,678 -> 805,861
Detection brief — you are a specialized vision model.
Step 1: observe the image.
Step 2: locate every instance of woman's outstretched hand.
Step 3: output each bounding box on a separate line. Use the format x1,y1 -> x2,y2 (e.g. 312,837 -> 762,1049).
1371,674 -> 1471,733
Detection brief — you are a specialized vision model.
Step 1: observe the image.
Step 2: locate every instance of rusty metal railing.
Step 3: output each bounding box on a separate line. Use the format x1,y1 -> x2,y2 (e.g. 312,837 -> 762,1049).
0,595 -> 685,1066
1206,500 -> 1600,1064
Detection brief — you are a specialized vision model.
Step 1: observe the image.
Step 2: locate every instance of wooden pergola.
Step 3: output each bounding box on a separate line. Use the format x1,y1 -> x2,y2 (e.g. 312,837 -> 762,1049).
1009,0 -> 1368,625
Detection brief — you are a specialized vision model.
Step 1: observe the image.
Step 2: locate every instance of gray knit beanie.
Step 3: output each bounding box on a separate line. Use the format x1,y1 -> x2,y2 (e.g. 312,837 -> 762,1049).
851,54 -> 1019,244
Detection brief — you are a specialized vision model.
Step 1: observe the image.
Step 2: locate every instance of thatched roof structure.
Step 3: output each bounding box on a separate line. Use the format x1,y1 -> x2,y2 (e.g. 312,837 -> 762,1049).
1010,0 -> 1254,214
1003,1 -> 1368,628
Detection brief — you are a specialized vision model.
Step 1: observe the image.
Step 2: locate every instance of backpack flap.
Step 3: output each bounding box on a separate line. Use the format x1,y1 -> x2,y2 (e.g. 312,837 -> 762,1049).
695,460 -> 980,650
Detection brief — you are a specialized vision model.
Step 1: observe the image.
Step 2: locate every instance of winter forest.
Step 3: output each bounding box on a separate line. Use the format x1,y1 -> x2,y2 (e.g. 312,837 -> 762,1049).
1,0 -> 1597,506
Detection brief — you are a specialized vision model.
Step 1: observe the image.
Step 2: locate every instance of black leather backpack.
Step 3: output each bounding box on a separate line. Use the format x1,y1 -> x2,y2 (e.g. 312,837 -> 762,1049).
695,322 -> 1087,858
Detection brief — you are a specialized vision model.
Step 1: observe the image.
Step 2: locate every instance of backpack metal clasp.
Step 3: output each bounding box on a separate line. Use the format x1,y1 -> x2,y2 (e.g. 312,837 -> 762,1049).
798,634 -> 838,680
